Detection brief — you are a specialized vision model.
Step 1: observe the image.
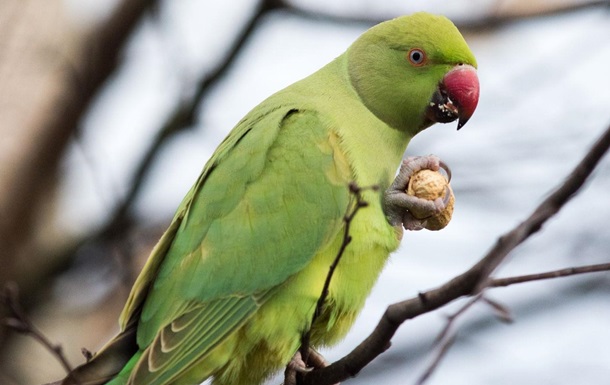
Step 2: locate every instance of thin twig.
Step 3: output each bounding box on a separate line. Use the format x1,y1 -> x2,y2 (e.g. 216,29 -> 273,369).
433,294 -> 482,346
455,0 -> 610,32
481,297 -> 513,323
415,333 -> 457,385
1,283 -> 74,376
490,263 -> 610,288
416,292 -> 515,385
415,294 -> 482,385
299,183 -> 377,367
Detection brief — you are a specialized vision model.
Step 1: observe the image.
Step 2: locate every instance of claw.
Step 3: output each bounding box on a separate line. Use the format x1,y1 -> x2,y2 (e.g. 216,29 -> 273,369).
287,351 -> 313,374
305,348 -> 329,369
438,160 -> 452,182
383,155 -> 451,232
442,186 -> 451,206
284,349 -> 338,385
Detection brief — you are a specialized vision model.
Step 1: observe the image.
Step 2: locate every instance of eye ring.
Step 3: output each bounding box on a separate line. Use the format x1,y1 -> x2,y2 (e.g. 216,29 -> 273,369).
407,48 -> 426,66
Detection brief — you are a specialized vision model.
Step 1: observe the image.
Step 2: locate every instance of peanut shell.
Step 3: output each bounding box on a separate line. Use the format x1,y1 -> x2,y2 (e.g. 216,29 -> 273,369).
406,169 -> 454,231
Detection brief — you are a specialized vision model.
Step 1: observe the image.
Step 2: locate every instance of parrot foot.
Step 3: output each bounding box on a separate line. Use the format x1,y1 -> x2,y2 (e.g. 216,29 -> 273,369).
383,155 -> 452,231
283,348 -> 339,385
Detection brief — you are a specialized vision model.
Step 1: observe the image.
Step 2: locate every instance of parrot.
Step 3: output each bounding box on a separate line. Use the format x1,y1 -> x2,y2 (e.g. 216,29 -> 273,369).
62,11 -> 479,385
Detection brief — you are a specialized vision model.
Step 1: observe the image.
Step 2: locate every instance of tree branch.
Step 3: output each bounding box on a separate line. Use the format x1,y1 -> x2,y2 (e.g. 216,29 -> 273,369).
282,0 -> 610,32
490,263 -> 610,288
413,293 -> 485,385
455,0 -> 610,32
1,283 -> 73,376
415,333 -> 457,385
299,183 -> 377,368
413,261 -> 610,385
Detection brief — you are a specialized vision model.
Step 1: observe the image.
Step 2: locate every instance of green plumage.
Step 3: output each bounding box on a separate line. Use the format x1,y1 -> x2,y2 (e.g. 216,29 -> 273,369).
63,12 -> 477,385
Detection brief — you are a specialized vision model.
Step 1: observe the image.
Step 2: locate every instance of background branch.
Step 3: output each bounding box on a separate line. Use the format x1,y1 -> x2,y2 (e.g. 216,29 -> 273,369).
299,184 -> 375,368
1,283 -> 73,375
490,262 -> 610,287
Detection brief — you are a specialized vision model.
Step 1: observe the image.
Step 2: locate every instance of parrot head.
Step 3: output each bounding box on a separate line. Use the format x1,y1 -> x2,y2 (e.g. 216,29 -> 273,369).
347,12 -> 480,134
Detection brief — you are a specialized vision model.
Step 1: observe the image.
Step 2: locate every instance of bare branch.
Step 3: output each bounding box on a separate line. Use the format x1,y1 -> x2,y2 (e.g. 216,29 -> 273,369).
414,261 -> 609,384
282,0 -> 610,32
455,0 -> 610,32
299,183 -> 377,367
414,294 -> 481,385
415,293 -> 514,385
490,263 -> 610,288
1,283 -> 74,376
481,297 -> 513,323
415,333 -> 457,385
433,294 -> 482,346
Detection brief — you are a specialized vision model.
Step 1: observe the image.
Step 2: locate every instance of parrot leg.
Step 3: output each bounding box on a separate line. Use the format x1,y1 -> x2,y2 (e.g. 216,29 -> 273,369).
383,155 -> 452,231
284,348 -> 339,385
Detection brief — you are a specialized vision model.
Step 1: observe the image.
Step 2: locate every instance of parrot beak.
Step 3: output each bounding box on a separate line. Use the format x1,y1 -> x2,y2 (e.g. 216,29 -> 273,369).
425,64 -> 479,130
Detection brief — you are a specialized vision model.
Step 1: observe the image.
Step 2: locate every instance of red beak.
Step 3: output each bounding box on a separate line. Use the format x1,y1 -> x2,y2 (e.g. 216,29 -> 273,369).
442,65 -> 480,130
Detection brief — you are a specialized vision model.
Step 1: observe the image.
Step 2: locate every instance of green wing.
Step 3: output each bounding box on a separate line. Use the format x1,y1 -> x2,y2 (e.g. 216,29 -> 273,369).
119,105 -> 350,384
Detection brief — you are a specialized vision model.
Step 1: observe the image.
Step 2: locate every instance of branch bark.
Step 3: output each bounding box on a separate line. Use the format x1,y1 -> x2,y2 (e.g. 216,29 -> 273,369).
490,263 -> 610,287
1,283 -> 73,375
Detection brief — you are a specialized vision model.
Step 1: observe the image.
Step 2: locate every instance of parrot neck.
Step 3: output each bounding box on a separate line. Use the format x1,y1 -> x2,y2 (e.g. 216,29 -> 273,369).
314,56 -> 413,189
345,36 -> 433,137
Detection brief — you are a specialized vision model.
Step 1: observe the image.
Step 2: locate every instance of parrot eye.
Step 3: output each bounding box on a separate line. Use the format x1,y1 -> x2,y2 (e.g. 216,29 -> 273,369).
407,48 -> 426,66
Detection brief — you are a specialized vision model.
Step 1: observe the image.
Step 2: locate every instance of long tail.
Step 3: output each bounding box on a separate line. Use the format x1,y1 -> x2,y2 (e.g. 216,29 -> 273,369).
61,317 -> 139,385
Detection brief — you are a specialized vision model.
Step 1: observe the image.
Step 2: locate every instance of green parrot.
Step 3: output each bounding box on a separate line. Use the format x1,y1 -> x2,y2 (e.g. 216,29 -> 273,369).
62,12 -> 479,385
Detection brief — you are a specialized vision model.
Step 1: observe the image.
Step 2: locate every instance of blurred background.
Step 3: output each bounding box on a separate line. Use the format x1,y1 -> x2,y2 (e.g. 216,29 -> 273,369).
1,0 -> 609,384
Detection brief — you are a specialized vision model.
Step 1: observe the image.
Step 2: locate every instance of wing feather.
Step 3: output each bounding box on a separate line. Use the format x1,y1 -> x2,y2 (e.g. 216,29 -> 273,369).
120,106 -> 350,384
